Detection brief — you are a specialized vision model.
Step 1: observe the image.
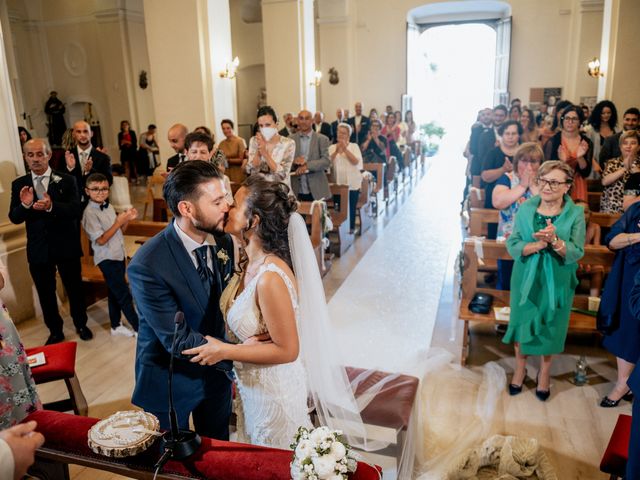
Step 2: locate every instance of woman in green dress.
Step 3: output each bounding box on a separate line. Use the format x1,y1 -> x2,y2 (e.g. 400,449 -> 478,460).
503,160 -> 586,401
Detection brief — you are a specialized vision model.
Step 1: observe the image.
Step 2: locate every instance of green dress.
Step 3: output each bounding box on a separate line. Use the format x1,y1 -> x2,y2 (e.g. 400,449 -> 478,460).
502,195 -> 586,355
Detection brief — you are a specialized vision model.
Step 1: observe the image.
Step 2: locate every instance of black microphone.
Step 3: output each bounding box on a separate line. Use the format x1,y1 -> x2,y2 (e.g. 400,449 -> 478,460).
154,311 -> 201,471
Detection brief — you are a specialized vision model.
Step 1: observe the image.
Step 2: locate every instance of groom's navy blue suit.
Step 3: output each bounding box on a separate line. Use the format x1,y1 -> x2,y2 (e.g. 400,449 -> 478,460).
128,222 -> 235,439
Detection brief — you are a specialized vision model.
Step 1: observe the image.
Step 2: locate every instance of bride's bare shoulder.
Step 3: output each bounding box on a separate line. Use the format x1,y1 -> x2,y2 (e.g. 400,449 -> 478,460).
258,257 -> 297,293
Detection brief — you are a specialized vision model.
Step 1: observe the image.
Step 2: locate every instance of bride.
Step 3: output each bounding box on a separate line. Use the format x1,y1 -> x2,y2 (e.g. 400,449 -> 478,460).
183,176 -> 320,448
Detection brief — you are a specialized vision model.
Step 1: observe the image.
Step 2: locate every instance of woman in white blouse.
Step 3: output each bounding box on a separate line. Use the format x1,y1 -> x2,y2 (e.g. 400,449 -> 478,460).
245,106 -> 295,188
329,122 -> 363,233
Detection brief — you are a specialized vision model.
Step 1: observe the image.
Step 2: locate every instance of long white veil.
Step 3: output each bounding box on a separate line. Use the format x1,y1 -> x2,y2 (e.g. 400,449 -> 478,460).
288,212 -> 412,462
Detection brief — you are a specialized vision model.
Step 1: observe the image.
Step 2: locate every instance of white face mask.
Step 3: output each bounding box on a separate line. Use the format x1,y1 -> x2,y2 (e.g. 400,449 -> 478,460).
260,127 -> 278,141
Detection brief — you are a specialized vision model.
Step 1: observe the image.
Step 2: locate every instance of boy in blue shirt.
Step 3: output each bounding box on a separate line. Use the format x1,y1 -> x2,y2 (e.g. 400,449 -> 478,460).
81,173 -> 139,336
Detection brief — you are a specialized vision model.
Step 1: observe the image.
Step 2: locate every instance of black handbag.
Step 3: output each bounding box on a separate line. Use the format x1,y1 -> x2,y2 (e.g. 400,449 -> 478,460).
469,293 -> 493,314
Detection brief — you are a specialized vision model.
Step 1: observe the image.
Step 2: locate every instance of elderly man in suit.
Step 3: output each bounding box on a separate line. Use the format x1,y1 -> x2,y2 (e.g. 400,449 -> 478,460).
313,111 -> 333,141
64,121 -> 112,202
290,110 -> 331,202
331,108 -> 345,144
166,123 -> 188,172
9,139 -> 91,344
128,161 -> 235,439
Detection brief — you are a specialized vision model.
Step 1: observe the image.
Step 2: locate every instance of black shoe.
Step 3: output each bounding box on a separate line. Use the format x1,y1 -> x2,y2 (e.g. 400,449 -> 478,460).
508,383 -> 523,396
623,391 -> 634,402
535,372 -> 551,402
600,390 -> 632,408
76,326 -> 93,341
45,333 -> 65,345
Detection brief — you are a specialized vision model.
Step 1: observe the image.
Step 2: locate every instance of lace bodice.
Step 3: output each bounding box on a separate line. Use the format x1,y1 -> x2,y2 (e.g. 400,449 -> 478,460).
225,263 -> 299,342
220,262 -> 311,449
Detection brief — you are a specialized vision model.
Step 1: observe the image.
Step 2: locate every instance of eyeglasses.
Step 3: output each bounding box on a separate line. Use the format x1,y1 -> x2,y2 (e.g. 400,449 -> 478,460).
87,187 -> 110,193
563,116 -> 580,123
537,178 -> 569,190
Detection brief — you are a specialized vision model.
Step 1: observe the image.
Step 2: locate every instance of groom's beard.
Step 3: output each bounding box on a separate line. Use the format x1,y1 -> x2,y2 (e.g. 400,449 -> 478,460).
191,209 -> 226,236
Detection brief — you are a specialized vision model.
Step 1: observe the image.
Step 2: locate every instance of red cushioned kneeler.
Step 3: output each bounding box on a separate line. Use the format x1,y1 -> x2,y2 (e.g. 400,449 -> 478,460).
25,342 -> 88,416
600,414 -> 631,479
24,410 -> 382,480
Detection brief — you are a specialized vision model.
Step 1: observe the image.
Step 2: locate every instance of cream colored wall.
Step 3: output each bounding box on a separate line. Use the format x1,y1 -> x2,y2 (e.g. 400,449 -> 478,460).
314,0 -> 605,115
606,0 -> 640,111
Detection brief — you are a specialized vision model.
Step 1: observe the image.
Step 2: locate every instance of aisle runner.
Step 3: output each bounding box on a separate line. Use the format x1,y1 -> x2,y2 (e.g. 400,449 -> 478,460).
328,156 -> 464,377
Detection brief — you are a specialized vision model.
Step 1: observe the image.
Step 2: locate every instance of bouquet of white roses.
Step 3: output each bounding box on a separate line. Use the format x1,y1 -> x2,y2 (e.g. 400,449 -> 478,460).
290,426 -> 358,480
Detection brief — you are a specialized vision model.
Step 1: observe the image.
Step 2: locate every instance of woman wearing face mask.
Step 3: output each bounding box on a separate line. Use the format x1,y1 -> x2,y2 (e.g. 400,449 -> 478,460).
245,106 -> 295,188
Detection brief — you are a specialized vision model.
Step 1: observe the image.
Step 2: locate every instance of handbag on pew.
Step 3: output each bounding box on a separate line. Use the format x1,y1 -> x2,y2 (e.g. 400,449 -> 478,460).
468,292 -> 493,314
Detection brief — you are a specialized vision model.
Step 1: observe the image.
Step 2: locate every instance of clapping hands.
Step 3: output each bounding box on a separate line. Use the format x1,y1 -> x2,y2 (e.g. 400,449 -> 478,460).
532,219 -> 556,244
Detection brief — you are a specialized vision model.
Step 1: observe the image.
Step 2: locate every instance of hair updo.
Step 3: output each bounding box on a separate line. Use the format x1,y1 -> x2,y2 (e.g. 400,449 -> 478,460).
241,175 -> 298,269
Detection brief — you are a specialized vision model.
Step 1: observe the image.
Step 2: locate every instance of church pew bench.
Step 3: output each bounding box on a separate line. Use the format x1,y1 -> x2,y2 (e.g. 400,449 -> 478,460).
327,184 -> 355,256
588,178 -> 603,193
363,163 -> 386,216
458,239 -> 615,365
589,191 -> 602,212
591,211 -> 621,228
384,157 -> 398,205
24,410 -> 381,480
468,186 -> 485,209
297,201 -> 330,276
356,174 -> 374,234
467,208 -> 498,273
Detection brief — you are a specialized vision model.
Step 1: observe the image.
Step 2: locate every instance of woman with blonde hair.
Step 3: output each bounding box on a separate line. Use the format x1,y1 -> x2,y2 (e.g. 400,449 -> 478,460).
503,161 -> 585,401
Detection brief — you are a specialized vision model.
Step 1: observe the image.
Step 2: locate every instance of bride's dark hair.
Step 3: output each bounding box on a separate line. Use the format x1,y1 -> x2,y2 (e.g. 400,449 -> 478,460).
240,175 -> 298,270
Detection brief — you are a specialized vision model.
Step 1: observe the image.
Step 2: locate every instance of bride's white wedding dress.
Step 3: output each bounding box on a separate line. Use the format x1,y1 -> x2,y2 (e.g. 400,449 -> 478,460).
222,263 -> 313,448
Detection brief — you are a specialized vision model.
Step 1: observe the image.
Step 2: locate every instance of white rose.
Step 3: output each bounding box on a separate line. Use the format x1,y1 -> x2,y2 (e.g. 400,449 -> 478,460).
309,426 -> 331,444
295,439 -> 316,460
329,442 -> 346,460
326,475 -> 344,480
312,456 -> 336,479
290,461 -> 303,480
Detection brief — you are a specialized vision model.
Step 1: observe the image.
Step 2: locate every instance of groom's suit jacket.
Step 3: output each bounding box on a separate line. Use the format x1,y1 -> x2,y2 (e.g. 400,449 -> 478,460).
128,222 -> 235,418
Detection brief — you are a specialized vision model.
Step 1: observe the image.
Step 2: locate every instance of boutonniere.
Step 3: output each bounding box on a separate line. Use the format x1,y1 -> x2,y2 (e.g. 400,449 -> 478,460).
217,248 -> 230,265
51,174 -> 62,184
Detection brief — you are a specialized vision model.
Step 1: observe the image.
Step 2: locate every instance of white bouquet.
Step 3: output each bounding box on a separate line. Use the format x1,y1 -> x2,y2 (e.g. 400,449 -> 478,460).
290,426 -> 358,480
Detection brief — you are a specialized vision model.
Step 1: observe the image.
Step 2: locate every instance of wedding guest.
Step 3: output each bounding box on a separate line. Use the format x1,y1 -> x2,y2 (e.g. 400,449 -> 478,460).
118,121 -> 137,182
82,173 -> 139,337
519,108 -> 540,144
312,112 -> 332,141
598,201 -> 640,407
166,123 -> 188,172
329,123 -> 363,232
599,107 -> 639,169
550,99 -> 573,132
405,110 -> 417,150
394,111 -> 407,147
218,119 -> 246,170
361,119 -> 387,166
330,109 -> 345,144
503,161 -> 585,401
0,260 -> 41,429
544,105 -> 593,202
18,127 -> 31,147
626,280 -> 640,479
290,110 -> 331,202
185,132 -> 232,197
600,130 -> 640,213
0,421 -> 44,479
492,142 -> 542,289
584,100 -> 618,175
509,104 -> 521,122
475,105 -> 508,183
348,102 -> 370,145
138,124 -> 159,179
246,106 -> 295,188
623,171 -> 640,211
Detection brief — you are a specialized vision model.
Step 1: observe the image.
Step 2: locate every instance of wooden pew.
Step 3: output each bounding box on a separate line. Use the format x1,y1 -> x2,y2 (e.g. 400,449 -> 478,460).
468,187 -> 485,209
356,173 -> 374,234
589,191 -> 602,212
459,239 -> 615,364
327,184 -> 355,256
384,157 -> 397,204
468,207 -> 498,237
297,201 -> 329,276
591,211 -> 621,228
362,163 -> 386,216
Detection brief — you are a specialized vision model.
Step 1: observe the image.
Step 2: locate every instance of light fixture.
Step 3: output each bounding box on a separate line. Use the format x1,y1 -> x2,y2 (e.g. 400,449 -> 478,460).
310,70 -> 322,87
587,57 -> 603,78
219,57 -> 240,79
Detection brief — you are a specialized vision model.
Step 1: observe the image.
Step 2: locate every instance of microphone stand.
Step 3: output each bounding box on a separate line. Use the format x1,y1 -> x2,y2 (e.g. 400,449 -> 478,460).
154,312 -> 201,472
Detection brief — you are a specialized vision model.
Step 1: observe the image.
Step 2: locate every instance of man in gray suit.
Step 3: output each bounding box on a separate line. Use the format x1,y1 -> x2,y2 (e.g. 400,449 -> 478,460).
290,110 -> 331,201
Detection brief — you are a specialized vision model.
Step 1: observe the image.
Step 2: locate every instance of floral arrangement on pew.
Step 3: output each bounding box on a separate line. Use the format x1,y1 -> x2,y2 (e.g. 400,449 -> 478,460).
290,426 -> 358,480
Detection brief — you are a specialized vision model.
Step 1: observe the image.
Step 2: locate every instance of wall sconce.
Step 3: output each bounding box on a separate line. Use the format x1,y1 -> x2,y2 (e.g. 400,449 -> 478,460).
309,70 -> 322,87
587,57 -> 603,78
219,57 -> 240,79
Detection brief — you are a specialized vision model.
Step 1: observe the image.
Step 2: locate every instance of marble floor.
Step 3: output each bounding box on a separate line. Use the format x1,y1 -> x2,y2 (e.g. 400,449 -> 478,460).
13,147 -> 628,479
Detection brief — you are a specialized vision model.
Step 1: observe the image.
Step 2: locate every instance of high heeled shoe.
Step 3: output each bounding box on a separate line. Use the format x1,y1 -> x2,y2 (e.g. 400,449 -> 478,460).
600,390 -> 633,408
535,372 -> 551,402
508,370 -> 527,396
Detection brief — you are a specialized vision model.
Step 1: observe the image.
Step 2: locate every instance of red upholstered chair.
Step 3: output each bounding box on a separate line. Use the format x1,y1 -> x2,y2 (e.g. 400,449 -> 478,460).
600,414 -> 631,479
25,341 -> 88,416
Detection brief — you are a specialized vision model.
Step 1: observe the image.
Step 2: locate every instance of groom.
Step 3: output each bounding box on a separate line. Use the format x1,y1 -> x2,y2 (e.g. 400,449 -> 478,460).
128,161 -> 235,439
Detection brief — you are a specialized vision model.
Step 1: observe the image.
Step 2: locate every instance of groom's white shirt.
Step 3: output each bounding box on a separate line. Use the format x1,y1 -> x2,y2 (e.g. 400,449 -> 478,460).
173,221 -> 217,271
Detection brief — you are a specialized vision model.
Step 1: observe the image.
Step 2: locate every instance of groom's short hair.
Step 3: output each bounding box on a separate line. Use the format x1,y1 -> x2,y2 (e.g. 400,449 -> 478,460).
163,160 -> 223,217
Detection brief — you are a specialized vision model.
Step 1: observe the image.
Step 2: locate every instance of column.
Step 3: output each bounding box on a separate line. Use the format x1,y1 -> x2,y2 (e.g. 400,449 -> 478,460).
598,0 -> 640,108
261,0 -> 317,116
143,0 -> 236,163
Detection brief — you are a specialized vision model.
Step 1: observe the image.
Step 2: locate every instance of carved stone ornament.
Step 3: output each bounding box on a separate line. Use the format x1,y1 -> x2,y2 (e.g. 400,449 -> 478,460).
328,68 -> 339,85
139,70 -> 148,90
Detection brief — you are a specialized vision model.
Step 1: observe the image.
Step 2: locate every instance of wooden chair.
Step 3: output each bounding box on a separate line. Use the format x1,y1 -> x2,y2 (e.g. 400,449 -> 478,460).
26,342 -> 88,416
142,174 -> 168,221
458,239 -> 615,364
297,201 -> 329,276
327,184 -> 355,256
362,163 -> 386,216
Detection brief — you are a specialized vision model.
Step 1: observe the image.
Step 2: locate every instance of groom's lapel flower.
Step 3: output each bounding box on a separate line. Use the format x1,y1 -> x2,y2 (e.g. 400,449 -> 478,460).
51,174 -> 62,184
217,248 -> 230,265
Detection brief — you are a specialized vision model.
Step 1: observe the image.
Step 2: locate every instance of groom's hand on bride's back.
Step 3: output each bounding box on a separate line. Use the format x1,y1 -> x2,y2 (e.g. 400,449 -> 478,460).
243,333 -> 272,346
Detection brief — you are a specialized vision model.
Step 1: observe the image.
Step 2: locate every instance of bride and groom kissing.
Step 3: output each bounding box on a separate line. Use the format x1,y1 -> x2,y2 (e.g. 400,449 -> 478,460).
128,160 -> 339,449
